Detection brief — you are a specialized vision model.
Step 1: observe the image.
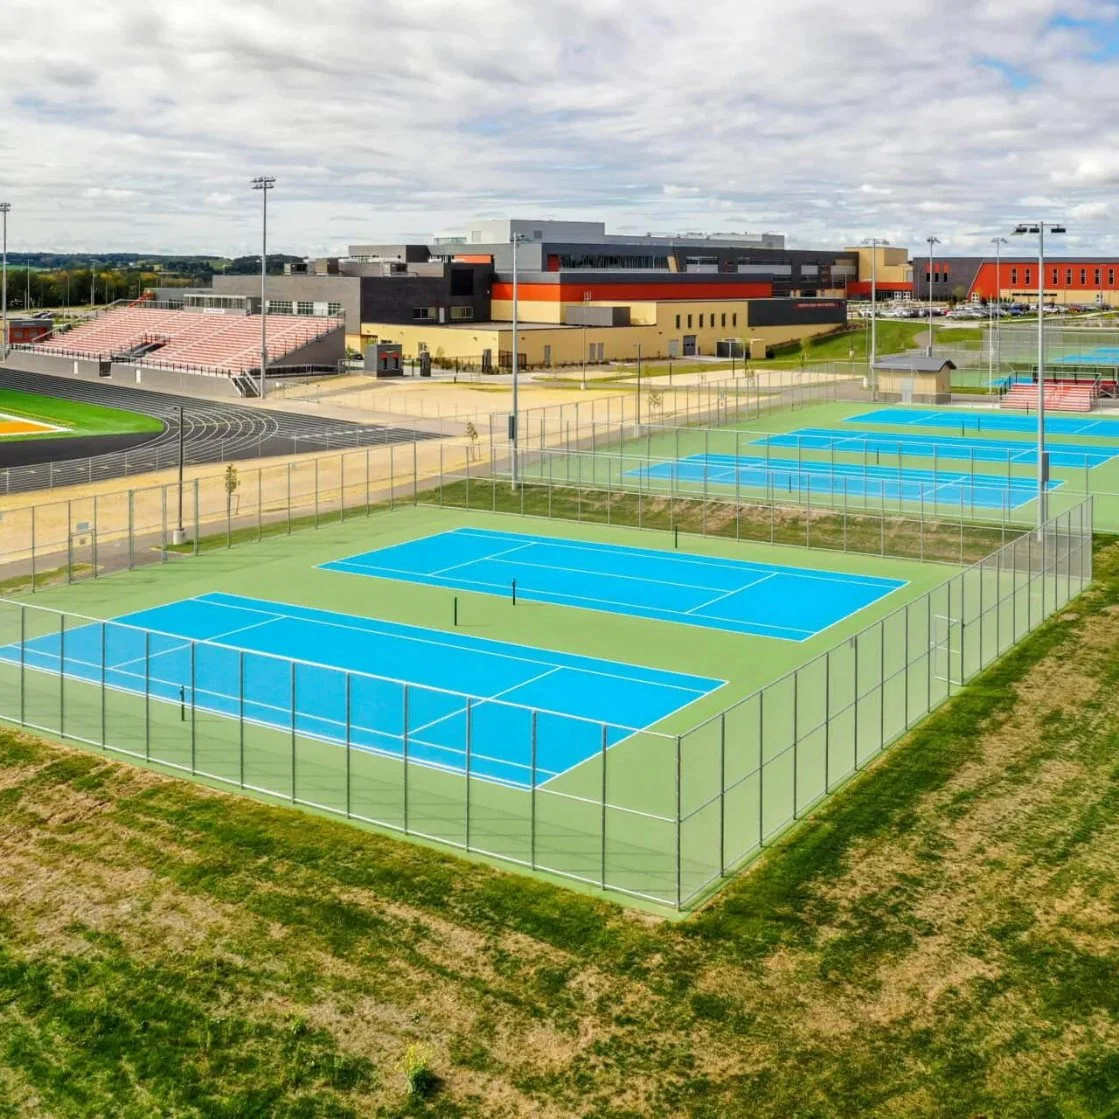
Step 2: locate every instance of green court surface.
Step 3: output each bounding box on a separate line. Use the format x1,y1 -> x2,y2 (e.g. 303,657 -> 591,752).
1,502 -> 997,910
0,388 -> 163,440
526,397 -> 1119,532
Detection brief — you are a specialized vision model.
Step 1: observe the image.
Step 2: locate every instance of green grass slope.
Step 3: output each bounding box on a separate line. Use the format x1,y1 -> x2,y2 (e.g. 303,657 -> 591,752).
0,541 -> 1117,1116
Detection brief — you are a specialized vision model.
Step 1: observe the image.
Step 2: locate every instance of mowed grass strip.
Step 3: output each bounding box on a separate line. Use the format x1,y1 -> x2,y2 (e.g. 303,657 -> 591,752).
1,543 -> 1119,1116
0,388 -> 164,440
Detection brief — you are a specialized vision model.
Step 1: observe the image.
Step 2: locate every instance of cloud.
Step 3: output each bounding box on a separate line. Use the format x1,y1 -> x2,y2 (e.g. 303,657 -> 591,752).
2,0 -> 1119,255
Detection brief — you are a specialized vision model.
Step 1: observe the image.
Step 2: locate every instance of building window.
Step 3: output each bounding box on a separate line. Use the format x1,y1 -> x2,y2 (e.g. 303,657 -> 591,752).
1081,268 -> 1087,284
1096,268 -> 1102,285
1011,268 -> 1017,285
675,314 -> 681,329
412,307 -> 436,321
1053,268 -> 1059,286
1110,269 -> 1115,286
721,312 -> 726,327
296,301 -> 314,316
732,313 -> 737,327
1067,269 -> 1073,285
700,314 -> 705,327
687,314 -> 692,328
327,302 -> 342,315
1024,268 -> 1031,285
943,267 -> 949,279
925,270 -> 931,283
450,306 -> 473,320
266,300 -> 293,315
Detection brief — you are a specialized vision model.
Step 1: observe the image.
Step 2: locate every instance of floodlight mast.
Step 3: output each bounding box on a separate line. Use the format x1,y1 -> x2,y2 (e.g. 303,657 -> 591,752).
251,176 -> 276,399
989,236 -> 1008,389
510,232 -> 529,489
861,237 -> 889,396
1012,221 -> 1066,529
0,203 -> 10,364
926,235 -> 941,356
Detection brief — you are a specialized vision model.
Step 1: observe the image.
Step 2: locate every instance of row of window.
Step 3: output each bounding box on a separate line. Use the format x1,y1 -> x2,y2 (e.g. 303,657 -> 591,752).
925,271 -> 950,283
1006,267 -> 1116,287
412,306 -> 475,321
673,311 -> 739,330
265,300 -> 342,316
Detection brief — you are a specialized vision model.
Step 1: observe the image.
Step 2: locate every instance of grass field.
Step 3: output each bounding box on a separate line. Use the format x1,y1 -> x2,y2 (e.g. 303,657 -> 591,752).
0,388 -> 163,441
0,536 -> 1115,1116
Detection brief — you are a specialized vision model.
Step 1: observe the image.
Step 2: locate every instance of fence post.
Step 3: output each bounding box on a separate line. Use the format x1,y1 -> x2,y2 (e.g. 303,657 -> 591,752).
127,490 -> 135,570
758,689 -> 765,849
600,724 -> 608,890
675,734 -> 682,910
530,711 -> 537,870
290,661 -> 297,801
792,671 -> 799,818
368,446 -> 374,514
92,495 -> 99,579
99,623 -> 106,748
853,634 -> 860,769
345,672 -> 352,817
413,436 -> 418,505
824,651 -> 831,792
287,463 -> 292,534
314,458 -> 320,527
402,685 -> 410,833
258,468 -> 263,541
719,712 -> 726,876
239,651 -> 245,788
190,642 -> 197,774
879,618 -> 886,749
30,505 -> 36,592
465,697 -> 472,850
193,479 -> 200,554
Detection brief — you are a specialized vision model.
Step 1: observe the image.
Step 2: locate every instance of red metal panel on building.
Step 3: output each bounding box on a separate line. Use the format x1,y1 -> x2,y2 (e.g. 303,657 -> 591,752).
492,280 -> 773,302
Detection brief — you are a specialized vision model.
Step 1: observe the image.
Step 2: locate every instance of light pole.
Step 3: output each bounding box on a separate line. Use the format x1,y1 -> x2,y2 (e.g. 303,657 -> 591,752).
251,176 -> 275,399
1013,221 -> 1066,528
0,203 -> 9,363
510,232 -> 528,488
925,235 -> 941,356
862,237 -> 889,396
989,236 -> 1008,390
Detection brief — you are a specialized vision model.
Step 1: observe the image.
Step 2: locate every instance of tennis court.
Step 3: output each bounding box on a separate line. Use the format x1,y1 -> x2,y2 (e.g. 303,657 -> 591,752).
321,527 -> 906,641
631,453 -> 1059,510
757,428 -> 1117,468
848,407 -> 1119,439
0,590 -> 721,788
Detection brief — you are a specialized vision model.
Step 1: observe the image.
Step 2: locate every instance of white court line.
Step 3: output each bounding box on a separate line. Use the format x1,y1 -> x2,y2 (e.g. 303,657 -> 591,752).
106,615 -> 284,676
404,666 -> 563,739
448,527 -> 903,589
685,572 -> 777,616
198,592 -> 716,693
432,541 -> 534,577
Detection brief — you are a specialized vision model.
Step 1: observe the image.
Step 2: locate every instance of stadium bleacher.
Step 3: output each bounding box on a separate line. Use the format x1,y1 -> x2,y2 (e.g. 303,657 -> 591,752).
35,307 -> 337,374
1001,380 -> 1096,413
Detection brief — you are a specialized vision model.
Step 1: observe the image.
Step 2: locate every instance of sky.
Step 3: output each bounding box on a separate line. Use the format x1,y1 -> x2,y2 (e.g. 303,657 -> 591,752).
3,0 -> 1119,258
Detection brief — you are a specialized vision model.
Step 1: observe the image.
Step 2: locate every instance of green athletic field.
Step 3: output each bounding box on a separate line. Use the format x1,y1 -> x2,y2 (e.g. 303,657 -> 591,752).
0,388 -> 163,440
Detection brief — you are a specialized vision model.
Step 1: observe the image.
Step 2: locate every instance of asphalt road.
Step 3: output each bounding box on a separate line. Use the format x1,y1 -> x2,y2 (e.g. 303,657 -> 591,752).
0,367 -> 439,494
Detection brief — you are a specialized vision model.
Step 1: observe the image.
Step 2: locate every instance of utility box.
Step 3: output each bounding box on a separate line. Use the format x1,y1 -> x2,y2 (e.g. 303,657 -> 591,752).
749,338 -> 768,360
365,342 -> 403,377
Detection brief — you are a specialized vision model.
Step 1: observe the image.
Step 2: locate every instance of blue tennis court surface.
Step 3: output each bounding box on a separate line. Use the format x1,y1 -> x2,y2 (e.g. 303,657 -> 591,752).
1052,349 -> 1119,366
0,592 -> 721,788
757,428 -> 1116,468
632,453 -> 1059,510
848,406 -> 1119,439
321,527 -> 906,641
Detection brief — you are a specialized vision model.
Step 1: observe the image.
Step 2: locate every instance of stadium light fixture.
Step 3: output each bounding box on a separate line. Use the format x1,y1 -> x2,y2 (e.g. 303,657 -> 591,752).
0,203 -> 10,363
925,235 -> 941,356
509,231 -> 530,490
861,237 -> 889,395
251,176 -> 276,399
989,236 -> 1009,389
1012,219 -> 1066,529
